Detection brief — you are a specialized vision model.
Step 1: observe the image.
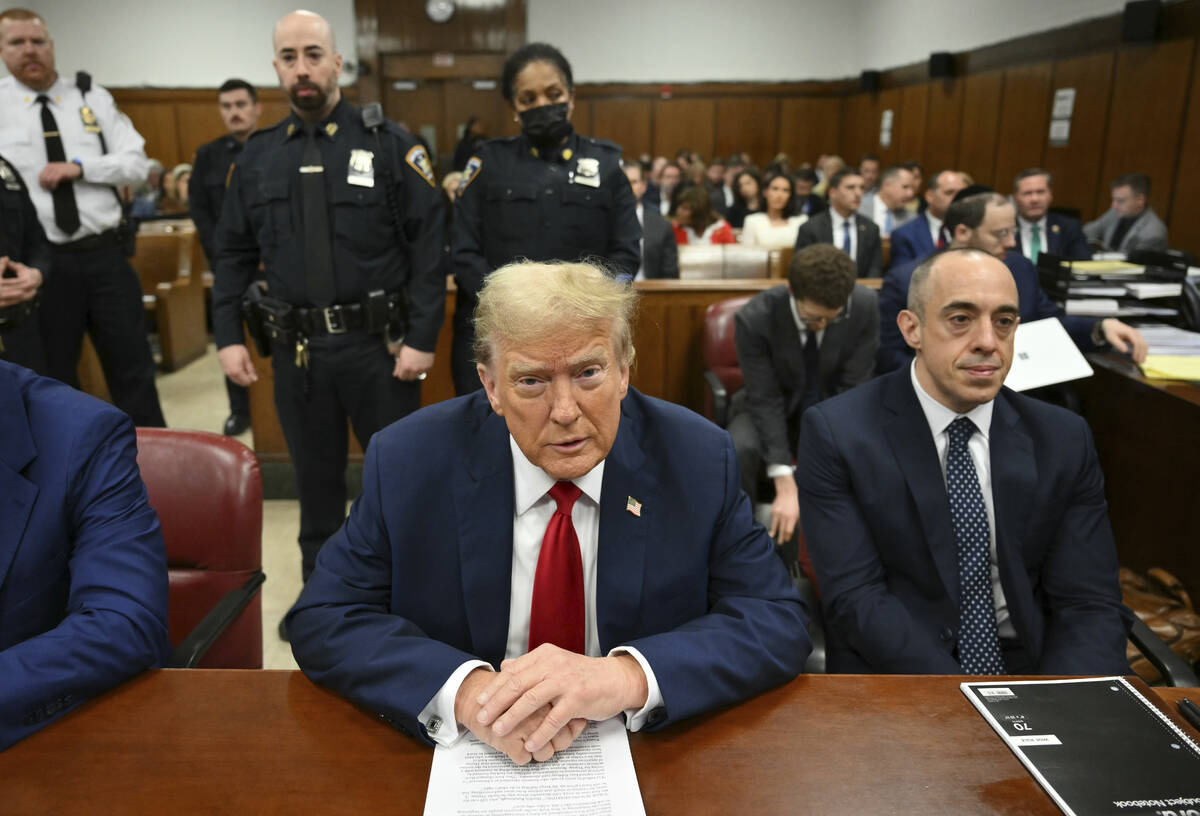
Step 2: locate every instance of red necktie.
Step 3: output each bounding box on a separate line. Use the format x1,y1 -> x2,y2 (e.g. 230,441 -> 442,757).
528,481 -> 585,653
936,227 -> 947,249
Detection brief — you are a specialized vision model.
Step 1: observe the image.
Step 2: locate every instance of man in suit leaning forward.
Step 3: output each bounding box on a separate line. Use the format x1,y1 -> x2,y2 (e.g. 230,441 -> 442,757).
794,167 -> 883,278
729,244 -> 878,545
288,260 -> 809,765
796,249 -> 1131,675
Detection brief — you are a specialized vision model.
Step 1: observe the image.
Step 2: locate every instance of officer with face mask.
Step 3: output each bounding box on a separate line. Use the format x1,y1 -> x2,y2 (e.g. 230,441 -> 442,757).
449,42 -> 640,395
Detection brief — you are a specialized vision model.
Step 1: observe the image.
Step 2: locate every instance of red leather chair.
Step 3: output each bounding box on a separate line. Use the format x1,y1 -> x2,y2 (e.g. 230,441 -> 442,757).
702,296 -> 751,427
136,428 -> 265,669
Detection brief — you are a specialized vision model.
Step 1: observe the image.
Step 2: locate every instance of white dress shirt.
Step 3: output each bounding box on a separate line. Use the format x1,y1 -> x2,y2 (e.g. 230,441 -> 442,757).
909,362 -> 1016,638
1018,215 -> 1048,263
0,75 -> 149,243
658,192 -> 671,217
829,209 -> 858,261
418,436 -> 664,746
927,213 -> 945,249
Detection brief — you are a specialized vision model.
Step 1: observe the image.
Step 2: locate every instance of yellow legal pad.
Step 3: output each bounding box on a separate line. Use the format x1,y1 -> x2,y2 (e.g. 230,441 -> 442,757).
1068,260 -> 1146,276
1141,355 -> 1200,381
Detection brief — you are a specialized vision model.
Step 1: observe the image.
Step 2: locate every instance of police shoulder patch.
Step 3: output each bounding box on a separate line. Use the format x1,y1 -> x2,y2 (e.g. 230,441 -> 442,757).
459,155 -> 483,193
405,145 -> 437,188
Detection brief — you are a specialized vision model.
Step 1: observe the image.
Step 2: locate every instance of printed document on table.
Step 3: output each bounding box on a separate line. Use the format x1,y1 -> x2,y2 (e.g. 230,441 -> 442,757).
1004,318 -> 1093,392
423,717 -> 646,816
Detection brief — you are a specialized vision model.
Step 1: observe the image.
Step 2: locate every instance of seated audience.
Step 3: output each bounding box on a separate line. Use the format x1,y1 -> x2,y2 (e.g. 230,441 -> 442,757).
877,188 -> 1147,374
0,360 -> 169,750
741,170 -> 807,250
672,184 -> 735,245
287,260 -> 810,765
796,248 -> 1133,676
794,167 -> 882,278
646,161 -> 682,217
888,169 -> 966,268
1083,172 -> 1168,254
1012,169 -> 1091,262
792,167 -> 827,217
727,169 -> 764,229
729,245 -> 878,546
167,163 -> 192,214
858,153 -> 881,193
902,160 -> 924,213
624,163 -> 678,279
858,164 -> 916,238
813,154 -> 844,198
706,156 -> 731,215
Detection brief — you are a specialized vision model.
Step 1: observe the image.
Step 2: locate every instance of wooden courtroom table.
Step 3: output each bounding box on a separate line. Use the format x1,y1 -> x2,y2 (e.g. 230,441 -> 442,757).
1077,353 -> 1200,596
2,670 -> 1195,814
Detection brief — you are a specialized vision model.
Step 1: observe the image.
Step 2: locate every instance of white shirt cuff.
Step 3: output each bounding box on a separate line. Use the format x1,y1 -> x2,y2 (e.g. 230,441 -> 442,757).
766,464 -> 796,480
417,659 -> 492,747
608,646 -> 663,732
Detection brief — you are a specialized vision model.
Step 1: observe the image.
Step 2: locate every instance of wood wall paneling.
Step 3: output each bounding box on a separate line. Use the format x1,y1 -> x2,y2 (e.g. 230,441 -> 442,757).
777,96 -> 842,167
120,103 -> 182,168
374,0 -> 524,54
839,93 -> 875,167
1098,38 -> 1196,219
992,62 -> 1053,195
922,79 -> 964,177
653,98 -> 715,161
714,97 -> 780,169
895,83 -> 929,164
956,70 -> 1005,187
1168,44 -> 1200,259
1041,52 -> 1116,219
590,98 -> 653,159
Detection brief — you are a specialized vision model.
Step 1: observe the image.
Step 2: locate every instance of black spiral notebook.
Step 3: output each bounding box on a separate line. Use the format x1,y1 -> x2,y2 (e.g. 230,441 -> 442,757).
962,677 -> 1200,816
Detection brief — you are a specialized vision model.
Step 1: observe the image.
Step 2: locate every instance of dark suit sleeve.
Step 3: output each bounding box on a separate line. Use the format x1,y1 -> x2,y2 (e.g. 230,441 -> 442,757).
831,287 -> 878,393
876,267 -> 914,374
450,152 -> 491,296
188,144 -> 218,268
1035,419 -> 1131,674
796,406 -> 961,673
621,434 -> 810,727
393,132 -> 446,352
889,228 -> 916,270
1059,220 -> 1092,261
866,230 -> 883,278
793,219 -> 817,251
735,303 -> 794,468
15,163 -> 50,277
211,162 -> 261,349
606,158 -> 641,280
286,440 -> 485,745
0,410 -> 169,751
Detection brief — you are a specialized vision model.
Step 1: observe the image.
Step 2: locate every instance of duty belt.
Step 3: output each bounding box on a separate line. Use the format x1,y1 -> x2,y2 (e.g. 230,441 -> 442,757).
294,302 -> 367,336
52,228 -> 122,253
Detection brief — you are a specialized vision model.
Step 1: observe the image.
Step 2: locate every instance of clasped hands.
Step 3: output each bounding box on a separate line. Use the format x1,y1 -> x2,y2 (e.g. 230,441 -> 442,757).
0,256 -> 42,307
453,644 -> 649,765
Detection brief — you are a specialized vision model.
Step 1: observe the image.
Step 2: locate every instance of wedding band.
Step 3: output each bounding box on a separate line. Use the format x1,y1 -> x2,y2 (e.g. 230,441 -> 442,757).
418,372 -> 427,380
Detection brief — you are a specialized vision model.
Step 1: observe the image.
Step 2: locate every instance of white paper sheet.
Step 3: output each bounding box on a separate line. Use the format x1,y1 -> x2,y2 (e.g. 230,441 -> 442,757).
1004,318 -> 1093,391
423,717 -> 646,816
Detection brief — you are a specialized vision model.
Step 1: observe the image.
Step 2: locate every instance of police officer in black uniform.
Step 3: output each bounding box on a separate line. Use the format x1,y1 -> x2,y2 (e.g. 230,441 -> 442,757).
0,152 -> 49,372
191,78 -> 262,436
451,42 -> 640,395
212,11 -> 444,630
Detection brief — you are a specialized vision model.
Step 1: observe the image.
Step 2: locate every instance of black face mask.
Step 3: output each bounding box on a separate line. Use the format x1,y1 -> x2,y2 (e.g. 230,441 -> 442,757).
519,103 -> 573,150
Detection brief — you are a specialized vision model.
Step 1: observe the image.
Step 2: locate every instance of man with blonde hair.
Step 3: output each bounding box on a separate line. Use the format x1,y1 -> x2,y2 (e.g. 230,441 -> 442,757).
289,260 -> 809,765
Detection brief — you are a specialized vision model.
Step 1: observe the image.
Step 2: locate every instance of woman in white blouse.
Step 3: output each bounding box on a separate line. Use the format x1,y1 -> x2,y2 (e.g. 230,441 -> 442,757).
740,171 -> 807,249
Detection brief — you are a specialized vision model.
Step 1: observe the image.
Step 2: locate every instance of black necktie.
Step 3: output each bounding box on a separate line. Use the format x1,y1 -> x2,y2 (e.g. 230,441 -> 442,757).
301,125 -> 335,307
37,95 -> 80,235
801,330 -> 821,411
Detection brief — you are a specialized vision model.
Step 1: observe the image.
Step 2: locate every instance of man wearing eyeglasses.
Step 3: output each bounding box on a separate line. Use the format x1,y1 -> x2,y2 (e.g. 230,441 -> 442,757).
729,244 -> 878,551
876,187 -> 1146,374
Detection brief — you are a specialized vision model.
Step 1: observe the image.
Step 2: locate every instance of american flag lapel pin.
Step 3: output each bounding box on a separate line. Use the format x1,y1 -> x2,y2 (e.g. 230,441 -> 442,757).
626,496 -> 642,517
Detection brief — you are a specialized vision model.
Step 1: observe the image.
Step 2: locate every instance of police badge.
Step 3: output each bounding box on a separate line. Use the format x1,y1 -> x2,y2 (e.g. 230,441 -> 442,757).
348,148 -> 375,188
574,156 -> 600,188
80,105 -> 101,134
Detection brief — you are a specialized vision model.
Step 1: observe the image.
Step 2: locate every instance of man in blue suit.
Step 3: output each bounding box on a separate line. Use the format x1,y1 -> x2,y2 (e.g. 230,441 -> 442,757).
288,260 -> 809,765
1012,169 -> 1091,262
797,249 -> 1131,675
888,169 -> 965,269
877,189 -> 1146,374
0,360 -> 169,751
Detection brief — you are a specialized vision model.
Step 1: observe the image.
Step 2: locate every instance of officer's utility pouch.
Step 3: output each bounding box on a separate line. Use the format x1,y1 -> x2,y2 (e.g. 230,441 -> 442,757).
242,282 -> 294,356
363,289 -> 391,335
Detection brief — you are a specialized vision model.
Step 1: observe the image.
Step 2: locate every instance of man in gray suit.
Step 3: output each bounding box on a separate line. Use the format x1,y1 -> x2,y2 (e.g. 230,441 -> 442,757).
858,165 -> 916,238
729,244 -> 878,546
1083,173 -> 1169,254
794,168 -> 883,278
624,163 -> 678,279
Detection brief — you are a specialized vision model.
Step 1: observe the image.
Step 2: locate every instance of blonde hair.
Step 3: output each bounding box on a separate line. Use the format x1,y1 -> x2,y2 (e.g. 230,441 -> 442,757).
473,261 -> 637,370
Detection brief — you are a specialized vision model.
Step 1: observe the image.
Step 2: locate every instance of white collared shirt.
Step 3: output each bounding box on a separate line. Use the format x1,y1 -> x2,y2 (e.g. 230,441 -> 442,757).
909,362 -> 1016,638
634,202 -> 646,281
927,213 -> 945,249
1018,215 -> 1048,262
830,209 -> 858,261
0,75 -> 149,243
872,194 -> 890,235
418,437 -> 664,746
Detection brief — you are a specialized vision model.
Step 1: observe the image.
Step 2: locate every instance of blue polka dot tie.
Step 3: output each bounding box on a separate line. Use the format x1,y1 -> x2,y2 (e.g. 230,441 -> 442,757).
947,417 -> 1006,675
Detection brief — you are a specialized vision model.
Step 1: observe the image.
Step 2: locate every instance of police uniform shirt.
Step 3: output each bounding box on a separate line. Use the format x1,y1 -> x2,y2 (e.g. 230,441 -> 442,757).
0,153 -> 50,275
451,131 -> 641,295
190,134 -> 244,268
0,75 -> 149,244
211,97 -> 445,351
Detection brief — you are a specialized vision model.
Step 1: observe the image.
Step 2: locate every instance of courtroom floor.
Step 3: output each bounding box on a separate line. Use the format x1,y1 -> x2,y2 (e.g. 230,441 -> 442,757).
155,343 -> 301,670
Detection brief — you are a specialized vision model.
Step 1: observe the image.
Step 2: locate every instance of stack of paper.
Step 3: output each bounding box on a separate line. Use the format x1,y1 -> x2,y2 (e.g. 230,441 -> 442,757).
1138,325 -> 1200,356
1066,299 -> 1121,316
1125,282 -> 1183,299
1070,259 -> 1144,276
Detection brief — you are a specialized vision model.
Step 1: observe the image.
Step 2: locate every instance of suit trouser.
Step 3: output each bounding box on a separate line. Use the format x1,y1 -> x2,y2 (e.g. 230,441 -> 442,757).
271,329 -> 420,581
40,243 -> 166,428
450,284 -> 483,396
0,313 -> 47,374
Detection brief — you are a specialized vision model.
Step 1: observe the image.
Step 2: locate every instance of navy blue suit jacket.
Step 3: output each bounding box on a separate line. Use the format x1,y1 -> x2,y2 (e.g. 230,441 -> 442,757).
288,388 -> 809,744
1015,213 -> 1092,262
877,250 -> 1100,374
888,212 -> 939,269
795,367 -> 1130,675
0,361 -> 169,750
